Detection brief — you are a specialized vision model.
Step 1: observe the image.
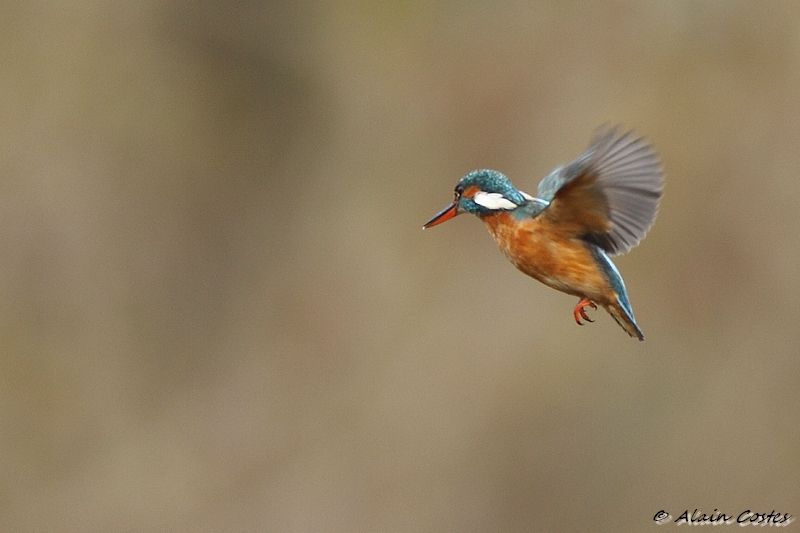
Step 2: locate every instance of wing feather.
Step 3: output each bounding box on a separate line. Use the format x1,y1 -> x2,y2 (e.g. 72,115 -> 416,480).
536,127 -> 663,255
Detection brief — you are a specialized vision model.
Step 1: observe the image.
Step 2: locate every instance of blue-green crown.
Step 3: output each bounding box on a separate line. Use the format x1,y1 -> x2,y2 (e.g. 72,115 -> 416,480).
456,169 -> 526,214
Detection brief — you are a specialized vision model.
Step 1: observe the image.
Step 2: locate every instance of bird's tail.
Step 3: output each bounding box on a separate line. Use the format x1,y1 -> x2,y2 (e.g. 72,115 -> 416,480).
605,299 -> 645,341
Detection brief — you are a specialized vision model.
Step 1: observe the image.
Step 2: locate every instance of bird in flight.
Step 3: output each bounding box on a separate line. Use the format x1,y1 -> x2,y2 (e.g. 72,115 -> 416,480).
423,127 -> 663,340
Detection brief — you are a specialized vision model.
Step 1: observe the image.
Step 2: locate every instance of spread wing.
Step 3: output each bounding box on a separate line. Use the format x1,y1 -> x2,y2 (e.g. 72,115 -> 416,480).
536,127 -> 663,255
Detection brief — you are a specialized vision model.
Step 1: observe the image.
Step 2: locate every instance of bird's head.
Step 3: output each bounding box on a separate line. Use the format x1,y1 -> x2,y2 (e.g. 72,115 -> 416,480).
423,169 -> 528,228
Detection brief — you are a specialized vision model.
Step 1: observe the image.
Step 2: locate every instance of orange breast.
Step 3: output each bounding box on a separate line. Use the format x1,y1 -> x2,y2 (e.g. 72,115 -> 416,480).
481,212 -> 614,303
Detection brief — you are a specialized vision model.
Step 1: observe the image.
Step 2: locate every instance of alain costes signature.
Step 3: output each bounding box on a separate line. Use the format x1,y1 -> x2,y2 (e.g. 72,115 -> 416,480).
653,508 -> 793,526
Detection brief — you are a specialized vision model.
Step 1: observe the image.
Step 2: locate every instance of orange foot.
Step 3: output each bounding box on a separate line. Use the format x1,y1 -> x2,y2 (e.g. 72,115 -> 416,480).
573,298 -> 597,325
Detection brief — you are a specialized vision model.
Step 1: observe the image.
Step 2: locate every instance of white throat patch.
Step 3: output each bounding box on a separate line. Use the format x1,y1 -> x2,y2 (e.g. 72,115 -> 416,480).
473,191 -> 519,210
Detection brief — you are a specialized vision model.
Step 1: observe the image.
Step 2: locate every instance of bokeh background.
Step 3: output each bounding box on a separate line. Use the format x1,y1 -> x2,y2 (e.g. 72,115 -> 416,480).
2,2 -> 799,531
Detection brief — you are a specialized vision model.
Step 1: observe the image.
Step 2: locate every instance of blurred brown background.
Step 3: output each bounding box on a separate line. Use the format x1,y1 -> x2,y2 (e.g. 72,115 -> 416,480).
1,2 -> 799,531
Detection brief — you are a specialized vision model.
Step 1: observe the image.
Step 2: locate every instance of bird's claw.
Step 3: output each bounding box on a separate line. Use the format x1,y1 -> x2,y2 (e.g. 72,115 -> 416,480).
573,298 -> 597,326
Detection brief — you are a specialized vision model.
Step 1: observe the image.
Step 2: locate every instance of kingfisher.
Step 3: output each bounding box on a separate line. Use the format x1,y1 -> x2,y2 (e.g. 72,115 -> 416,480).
423,127 -> 663,340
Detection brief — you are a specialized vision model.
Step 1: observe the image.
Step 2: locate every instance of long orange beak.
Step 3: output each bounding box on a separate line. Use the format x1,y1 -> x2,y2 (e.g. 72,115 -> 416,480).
423,202 -> 459,229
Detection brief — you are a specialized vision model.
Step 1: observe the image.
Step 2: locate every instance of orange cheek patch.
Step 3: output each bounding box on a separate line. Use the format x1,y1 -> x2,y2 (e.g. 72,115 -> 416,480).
462,185 -> 481,198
